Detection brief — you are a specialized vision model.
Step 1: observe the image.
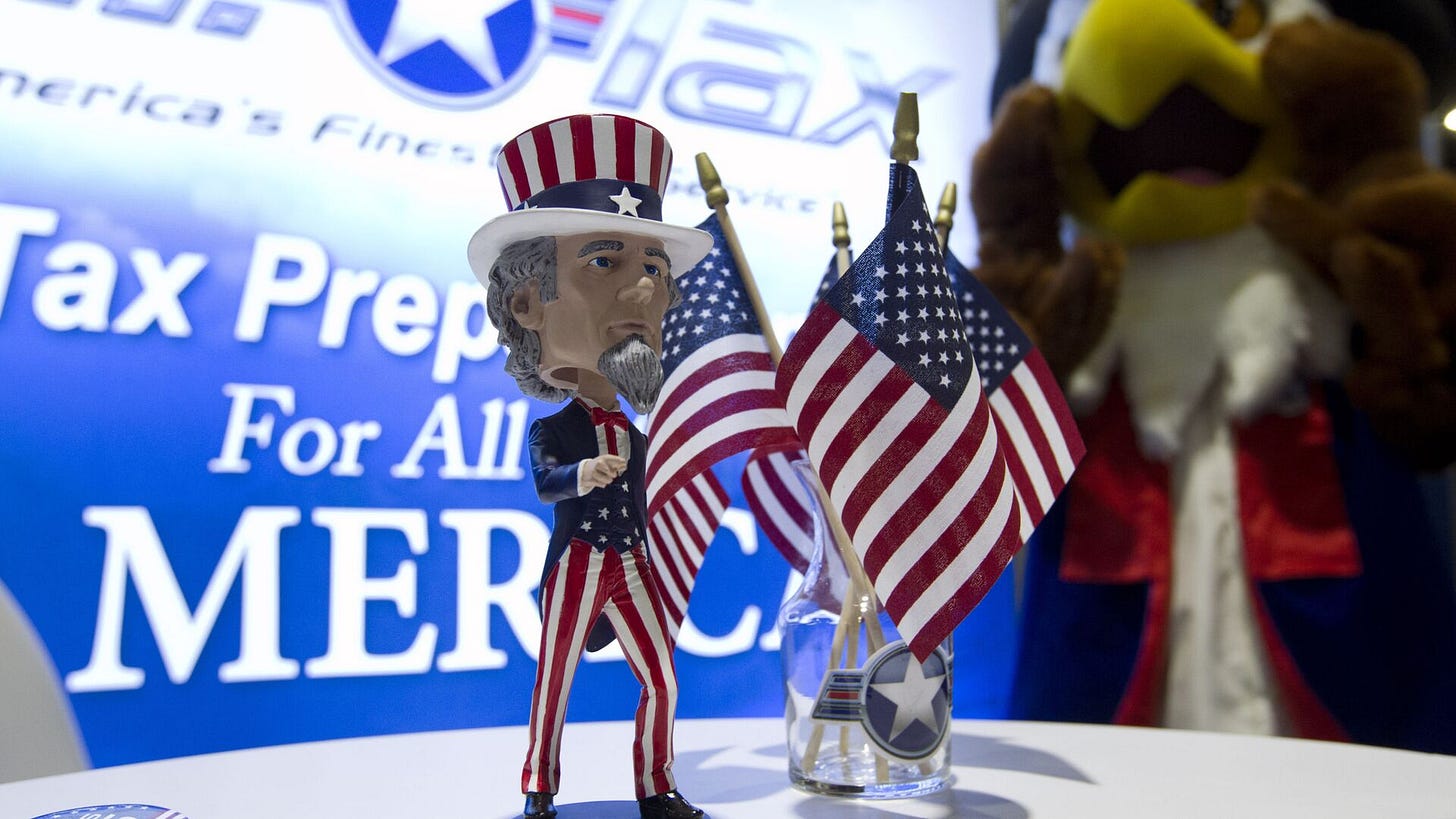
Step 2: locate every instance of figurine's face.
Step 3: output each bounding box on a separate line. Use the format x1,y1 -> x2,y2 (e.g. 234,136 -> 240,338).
512,231 -> 672,391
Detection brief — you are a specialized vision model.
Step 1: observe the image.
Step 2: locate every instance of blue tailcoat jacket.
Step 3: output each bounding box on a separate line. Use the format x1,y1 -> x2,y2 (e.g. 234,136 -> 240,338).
528,400 -> 651,652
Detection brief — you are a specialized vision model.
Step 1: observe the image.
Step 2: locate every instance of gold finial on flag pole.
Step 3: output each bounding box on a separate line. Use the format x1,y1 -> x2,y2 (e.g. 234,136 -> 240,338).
832,201 -> 852,277
891,92 -> 919,165
935,181 -> 957,251
696,150 -> 730,210
695,152 -> 783,363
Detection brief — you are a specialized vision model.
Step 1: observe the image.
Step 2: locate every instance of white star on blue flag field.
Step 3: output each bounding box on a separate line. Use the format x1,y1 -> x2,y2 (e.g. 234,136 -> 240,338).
820,168 -> 974,408
660,214 -> 760,374
943,247 -> 1033,394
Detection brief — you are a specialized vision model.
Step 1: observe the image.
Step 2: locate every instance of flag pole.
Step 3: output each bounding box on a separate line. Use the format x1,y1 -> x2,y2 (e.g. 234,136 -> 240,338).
889,92 -> 947,782
826,198 -> 866,762
694,156 -> 890,779
799,94 -> 924,780
935,181 -> 957,252
693,153 -> 878,602
825,200 -> 886,653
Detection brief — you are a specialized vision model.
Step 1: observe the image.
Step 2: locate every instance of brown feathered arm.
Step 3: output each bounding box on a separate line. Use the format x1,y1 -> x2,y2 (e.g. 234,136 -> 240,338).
1253,16 -> 1456,469
970,83 -> 1123,386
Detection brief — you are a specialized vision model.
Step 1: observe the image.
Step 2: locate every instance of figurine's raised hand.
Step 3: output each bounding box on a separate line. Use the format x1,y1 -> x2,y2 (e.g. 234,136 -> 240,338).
579,454 -> 628,491
970,82 -> 1123,383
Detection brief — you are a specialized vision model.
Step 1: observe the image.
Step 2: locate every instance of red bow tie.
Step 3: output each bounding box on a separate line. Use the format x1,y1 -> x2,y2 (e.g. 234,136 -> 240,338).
588,406 -> 629,434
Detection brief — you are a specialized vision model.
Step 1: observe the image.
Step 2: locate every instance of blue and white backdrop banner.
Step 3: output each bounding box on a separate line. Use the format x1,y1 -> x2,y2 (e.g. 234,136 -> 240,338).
0,0 -> 1008,769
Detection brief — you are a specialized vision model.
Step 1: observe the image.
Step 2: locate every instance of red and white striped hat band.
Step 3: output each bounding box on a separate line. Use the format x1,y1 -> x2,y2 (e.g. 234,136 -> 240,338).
467,113 -> 713,286
497,113 -> 672,216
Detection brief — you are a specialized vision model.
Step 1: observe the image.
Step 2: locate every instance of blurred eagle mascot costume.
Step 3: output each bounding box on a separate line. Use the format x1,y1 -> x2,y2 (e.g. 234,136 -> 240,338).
976,0 -> 1456,752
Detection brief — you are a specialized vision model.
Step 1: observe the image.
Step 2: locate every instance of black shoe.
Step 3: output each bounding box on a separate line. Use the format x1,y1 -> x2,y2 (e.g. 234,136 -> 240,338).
638,789 -> 704,819
523,791 -> 557,818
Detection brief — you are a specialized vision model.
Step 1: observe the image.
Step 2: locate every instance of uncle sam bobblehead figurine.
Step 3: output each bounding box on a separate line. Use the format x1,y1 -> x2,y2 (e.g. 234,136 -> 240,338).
469,114 -> 712,819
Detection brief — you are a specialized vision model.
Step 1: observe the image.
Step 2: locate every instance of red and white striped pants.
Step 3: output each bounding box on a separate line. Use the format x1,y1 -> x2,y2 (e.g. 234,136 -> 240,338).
521,541 -> 680,799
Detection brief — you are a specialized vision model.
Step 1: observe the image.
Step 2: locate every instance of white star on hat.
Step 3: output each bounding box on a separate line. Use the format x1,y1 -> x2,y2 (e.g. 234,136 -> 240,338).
609,186 -> 643,217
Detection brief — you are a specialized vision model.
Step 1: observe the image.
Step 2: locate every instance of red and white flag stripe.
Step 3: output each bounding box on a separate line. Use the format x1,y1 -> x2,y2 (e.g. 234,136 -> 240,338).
742,448 -> 816,573
988,349 -> 1083,538
645,334 -> 789,512
645,472 -> 728,634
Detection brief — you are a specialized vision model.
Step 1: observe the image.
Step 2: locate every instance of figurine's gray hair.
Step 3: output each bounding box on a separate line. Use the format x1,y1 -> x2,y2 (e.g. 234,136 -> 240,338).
484,236 -> 685,403
486,237 -> 571,404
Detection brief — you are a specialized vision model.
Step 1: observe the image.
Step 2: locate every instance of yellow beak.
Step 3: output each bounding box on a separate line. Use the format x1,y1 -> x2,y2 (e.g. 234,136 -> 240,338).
1057,0 -> 1295,244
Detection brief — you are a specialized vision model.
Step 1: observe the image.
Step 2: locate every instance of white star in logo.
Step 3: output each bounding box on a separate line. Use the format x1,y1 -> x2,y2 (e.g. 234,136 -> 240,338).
609,186 -> 642,216
377,0 -> 523,87
871,656 -> 946,742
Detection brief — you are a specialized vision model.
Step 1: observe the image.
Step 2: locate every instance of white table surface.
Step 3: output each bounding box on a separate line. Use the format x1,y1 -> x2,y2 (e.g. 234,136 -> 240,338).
2,717 -> 1455,818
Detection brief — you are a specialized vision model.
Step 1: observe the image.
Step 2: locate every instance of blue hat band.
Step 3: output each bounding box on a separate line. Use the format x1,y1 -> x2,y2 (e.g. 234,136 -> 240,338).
519,179 -> 663,221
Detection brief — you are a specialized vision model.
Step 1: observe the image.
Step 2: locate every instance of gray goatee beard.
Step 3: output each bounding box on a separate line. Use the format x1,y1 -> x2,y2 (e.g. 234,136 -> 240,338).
598,336 -> 664,415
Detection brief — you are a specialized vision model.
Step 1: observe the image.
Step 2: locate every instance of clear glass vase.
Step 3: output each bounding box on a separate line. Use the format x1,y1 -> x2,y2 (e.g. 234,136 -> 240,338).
777,460 -> 953,798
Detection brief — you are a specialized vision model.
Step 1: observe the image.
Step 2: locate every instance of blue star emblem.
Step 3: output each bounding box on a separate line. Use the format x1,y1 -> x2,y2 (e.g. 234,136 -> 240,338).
333,0 -> 549,109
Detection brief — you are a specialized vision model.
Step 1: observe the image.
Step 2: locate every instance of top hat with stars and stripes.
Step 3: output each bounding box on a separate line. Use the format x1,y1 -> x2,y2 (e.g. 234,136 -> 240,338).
468,113 -> 712,284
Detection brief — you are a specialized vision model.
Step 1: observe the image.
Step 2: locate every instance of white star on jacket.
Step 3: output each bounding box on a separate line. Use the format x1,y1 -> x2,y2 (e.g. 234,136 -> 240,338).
377,0 -> 523,86
869,657 -> 946,741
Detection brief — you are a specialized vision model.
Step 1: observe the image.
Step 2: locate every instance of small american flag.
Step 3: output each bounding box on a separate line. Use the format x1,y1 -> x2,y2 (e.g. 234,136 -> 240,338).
645,213 -> 797,634
944,247 -> 1084,536
776,164 -> 1025,661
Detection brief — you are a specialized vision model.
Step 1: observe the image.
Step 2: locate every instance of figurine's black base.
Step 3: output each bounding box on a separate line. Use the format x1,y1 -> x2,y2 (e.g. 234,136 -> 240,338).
505,800 -> 692,819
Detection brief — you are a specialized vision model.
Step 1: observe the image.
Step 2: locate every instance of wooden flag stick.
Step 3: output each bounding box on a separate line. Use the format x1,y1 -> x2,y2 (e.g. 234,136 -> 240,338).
699,154 -> 891,780
935,181 -> 957,251
825,201 -> 886,650
695,152 -> 878,605
856,91 -> 925,787
821,200 -> 871,768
